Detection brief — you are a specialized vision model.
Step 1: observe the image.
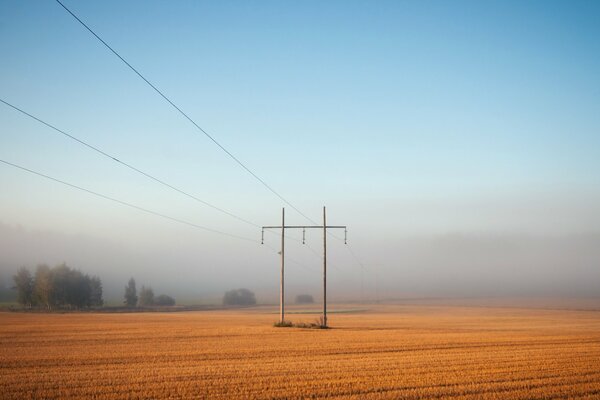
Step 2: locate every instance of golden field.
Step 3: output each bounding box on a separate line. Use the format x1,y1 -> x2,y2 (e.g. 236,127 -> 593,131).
1,304 -> 600,399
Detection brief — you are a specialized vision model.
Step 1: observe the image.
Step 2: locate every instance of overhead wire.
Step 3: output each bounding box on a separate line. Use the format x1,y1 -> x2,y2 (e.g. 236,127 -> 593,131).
345,243 -> 367,270
303,242 -> 343,273
0,158 -> 308,268
262,226 -> 351,275
262,242 -> 319,274
0,108 -> 362,278
0,98 -> 259,228
54,0 -> 319,226
0,158 -> 256,243
52,0 -> 368,277
326,227 -> 367,272
0,98 -> 305,247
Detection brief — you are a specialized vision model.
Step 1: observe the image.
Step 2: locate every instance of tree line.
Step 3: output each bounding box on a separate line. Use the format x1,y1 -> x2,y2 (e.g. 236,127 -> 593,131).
12,267 -> 282,310
13,263 -> 103,309
223,288 -> 256,306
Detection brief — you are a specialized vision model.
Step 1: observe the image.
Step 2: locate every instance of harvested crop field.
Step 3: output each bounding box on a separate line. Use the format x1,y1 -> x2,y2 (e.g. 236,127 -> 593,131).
2,304 -> 600,399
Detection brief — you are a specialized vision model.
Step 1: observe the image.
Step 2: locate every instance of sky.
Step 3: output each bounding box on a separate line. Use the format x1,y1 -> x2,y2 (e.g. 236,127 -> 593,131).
1,0 -> 599,302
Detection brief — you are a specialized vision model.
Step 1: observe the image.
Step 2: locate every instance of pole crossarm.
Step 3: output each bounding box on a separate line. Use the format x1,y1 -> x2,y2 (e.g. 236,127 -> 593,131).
261,225 -> 347,245
262,225 -> 346,229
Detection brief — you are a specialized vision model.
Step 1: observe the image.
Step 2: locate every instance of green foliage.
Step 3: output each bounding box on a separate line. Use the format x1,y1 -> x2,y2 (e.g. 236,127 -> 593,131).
223,288 -> 256,306
124,278 -> 138,307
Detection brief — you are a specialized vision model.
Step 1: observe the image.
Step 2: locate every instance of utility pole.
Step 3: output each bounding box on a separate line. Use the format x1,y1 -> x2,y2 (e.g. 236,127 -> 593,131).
322,206 -> 327,327
262,207 -> 346,327
280,208 -> 285,323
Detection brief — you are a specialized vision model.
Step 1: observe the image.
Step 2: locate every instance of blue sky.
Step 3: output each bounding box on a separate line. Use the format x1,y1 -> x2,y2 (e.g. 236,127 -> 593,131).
1,1 -> 600,297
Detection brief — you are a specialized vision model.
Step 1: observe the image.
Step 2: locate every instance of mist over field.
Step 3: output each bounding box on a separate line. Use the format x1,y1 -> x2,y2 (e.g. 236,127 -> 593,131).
2,221 -> 598,303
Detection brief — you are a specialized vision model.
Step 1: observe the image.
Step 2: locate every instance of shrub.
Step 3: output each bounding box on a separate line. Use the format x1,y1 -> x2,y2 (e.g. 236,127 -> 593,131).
223,288 -> 256,306
155,294 -> 176,306
295,294 -> 314,304
274,317 -> 329,329
295,317 -> 329,329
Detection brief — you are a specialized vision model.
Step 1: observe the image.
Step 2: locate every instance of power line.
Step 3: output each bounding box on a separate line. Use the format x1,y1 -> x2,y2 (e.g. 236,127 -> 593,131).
54,0 -> 318,226
304,241 -> 361,277
0,102 -> 327,270
0,99 -> 309,248
0,158 -> 256,243
0,158 -> 323,267
345,242 -> 367,270
262,242 -> 318,274
0,156 -> 317,273
0,98 -> 260,228
325,227 -> 367,271
264,223 -> 350,274
53,0 -> 363,274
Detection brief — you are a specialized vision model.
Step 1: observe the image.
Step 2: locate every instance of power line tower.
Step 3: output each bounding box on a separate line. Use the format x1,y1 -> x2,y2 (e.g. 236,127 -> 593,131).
262,207 -> 347,328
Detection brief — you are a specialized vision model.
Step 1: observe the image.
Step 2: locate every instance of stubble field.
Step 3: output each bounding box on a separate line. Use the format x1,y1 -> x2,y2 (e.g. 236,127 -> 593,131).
1,304 -> 600,399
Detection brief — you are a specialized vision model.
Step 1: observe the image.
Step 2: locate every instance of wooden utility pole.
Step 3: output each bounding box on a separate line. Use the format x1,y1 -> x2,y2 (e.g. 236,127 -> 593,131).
262,207 -> 346,328
322,206 -> 327,327
280,208 -> 285,323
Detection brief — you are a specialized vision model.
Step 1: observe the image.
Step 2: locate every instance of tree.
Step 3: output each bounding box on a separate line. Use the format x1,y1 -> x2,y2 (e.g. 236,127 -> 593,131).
155,294 -> 175,306
138,285 -> 154,306
295,294 -> 314,304
124,278 -> 137,307
0,275 -> 16,303
89,276 -> 103,307
34,264 -> 53,309
223,288 -> 256,306
13,267 -> 34,307
65,268 -> 90,309
51,263 -> 71,307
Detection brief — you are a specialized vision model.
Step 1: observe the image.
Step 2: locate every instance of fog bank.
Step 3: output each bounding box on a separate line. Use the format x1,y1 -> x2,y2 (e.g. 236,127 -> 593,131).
1,222 -> 598,304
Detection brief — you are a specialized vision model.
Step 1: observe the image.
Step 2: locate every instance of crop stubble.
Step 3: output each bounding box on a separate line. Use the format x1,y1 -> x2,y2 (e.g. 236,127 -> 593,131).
1,305 -> 600,399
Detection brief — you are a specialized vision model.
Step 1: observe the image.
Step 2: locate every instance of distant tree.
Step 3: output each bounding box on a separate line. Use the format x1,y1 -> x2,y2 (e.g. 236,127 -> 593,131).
138,286 -> 154,306
0,275 -> 16,303
51,263 -> 71,307
66,268 -> 90,309
45,263 -> 92,309
154,294 -> 176,306
223,288 -> 256,306
124,278 -> 138,307
13,267 -> 34,307
89,276 -> 103,307
34,264 -> 53,309
295,294 -> 314,304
